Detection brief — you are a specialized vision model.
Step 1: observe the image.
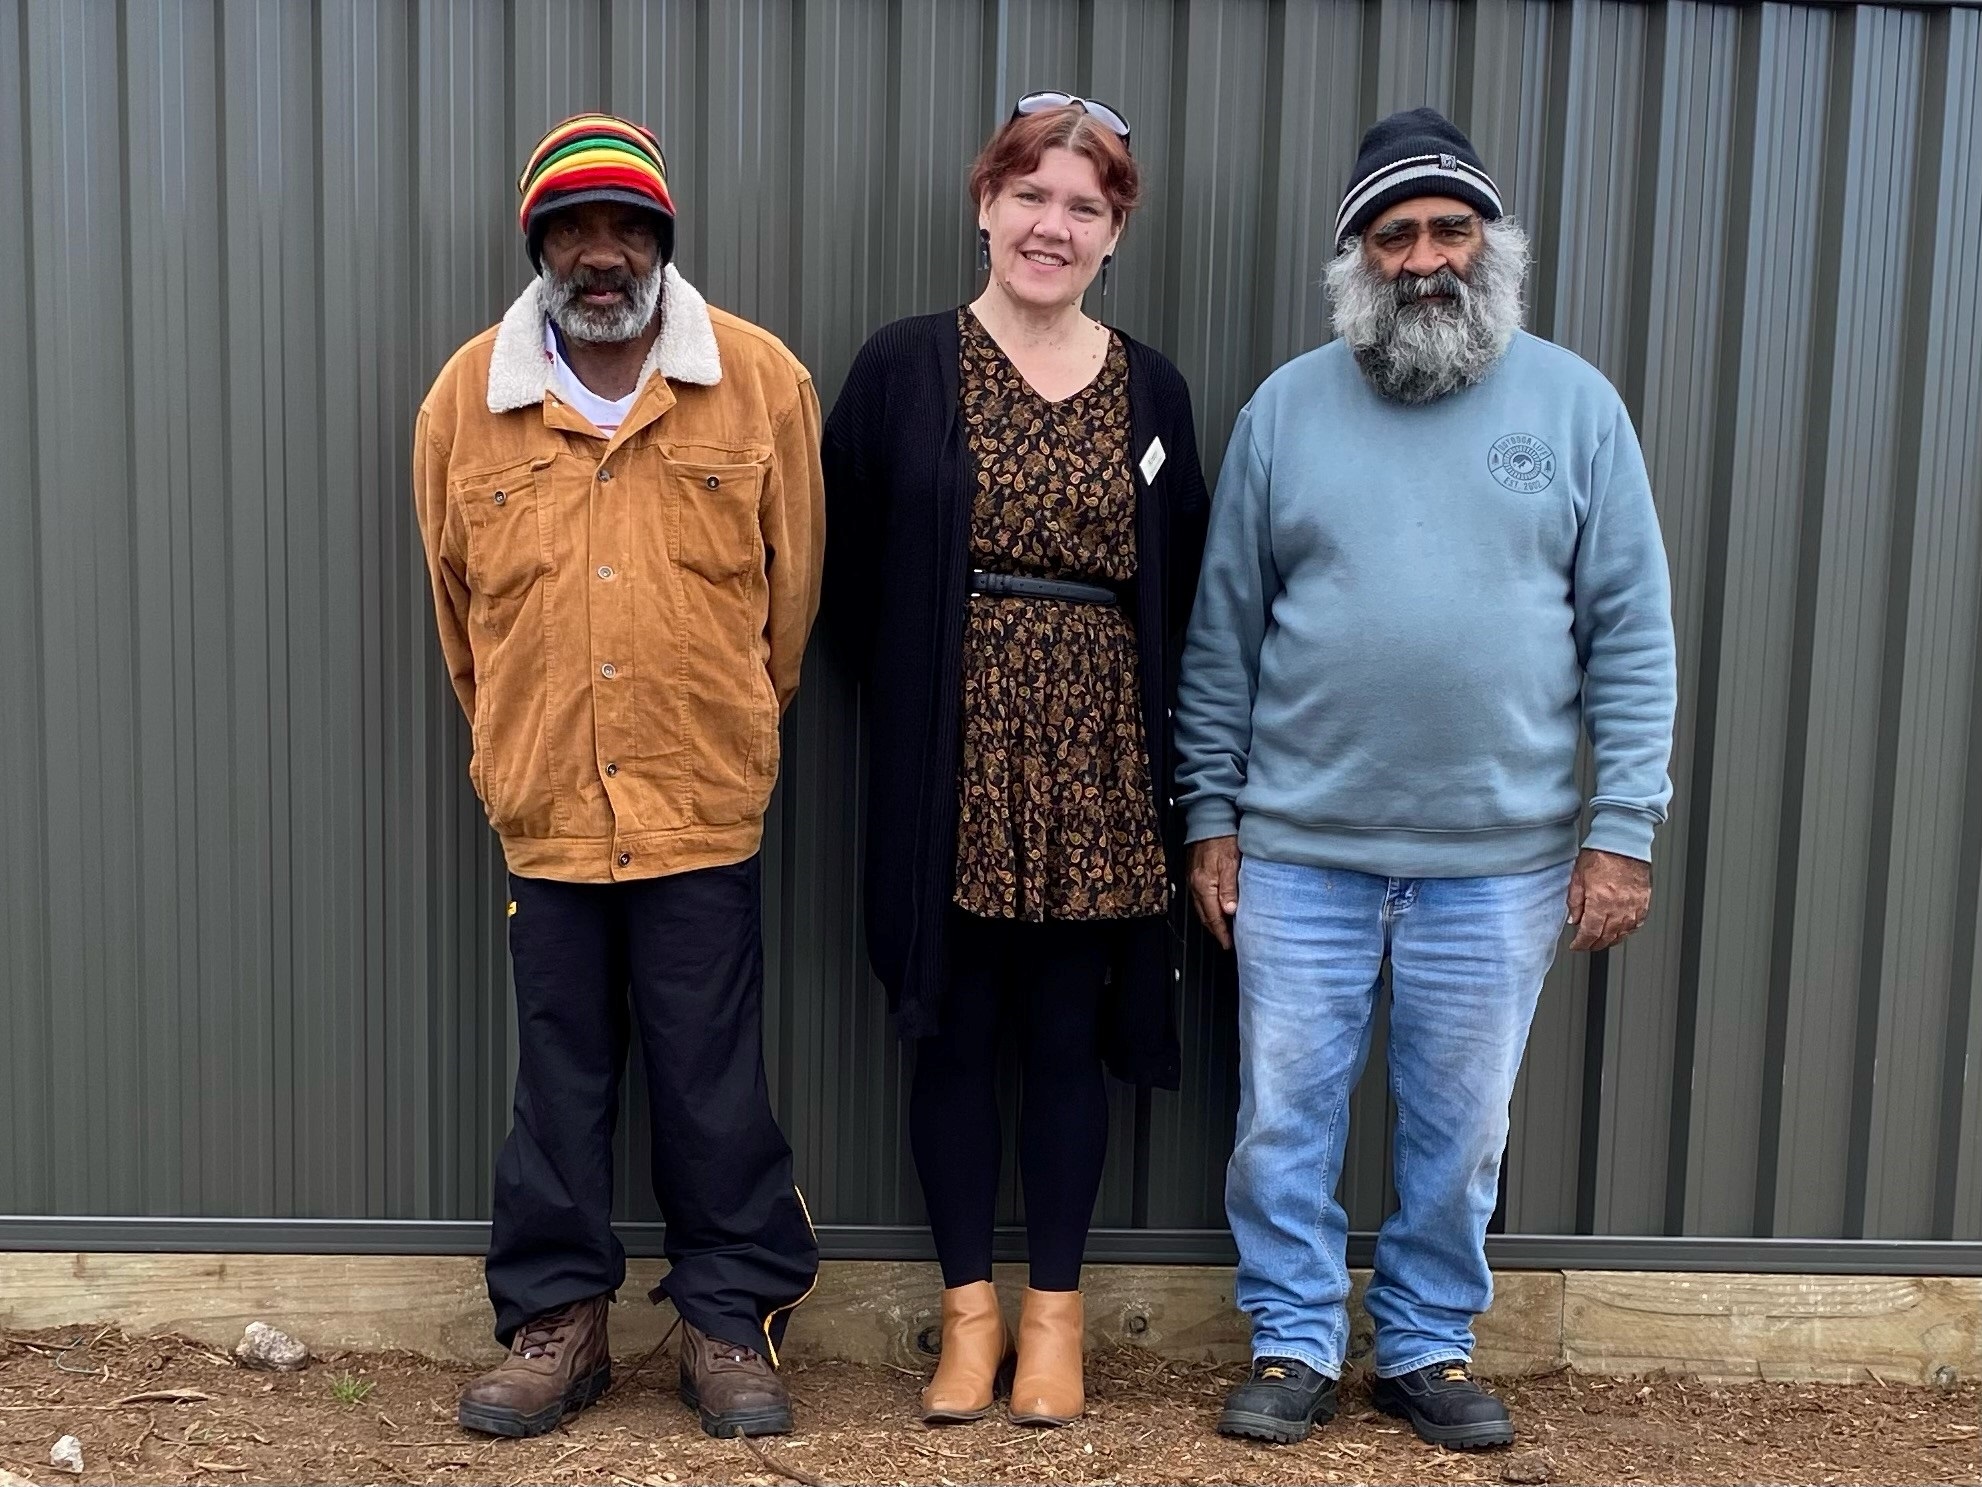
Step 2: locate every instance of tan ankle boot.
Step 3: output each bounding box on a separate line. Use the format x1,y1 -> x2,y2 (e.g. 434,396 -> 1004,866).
1008,1287 -> 1084,1426
920,1281 -> 1011,1423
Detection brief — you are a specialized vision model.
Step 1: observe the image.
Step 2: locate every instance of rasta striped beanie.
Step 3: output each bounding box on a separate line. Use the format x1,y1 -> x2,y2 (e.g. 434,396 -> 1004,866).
518,114 -> 675,268
1335,107 -> 1502,247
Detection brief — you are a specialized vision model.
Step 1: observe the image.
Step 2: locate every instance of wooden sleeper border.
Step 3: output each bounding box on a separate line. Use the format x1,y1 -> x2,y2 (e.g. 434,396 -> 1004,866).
0,1255 -> 1974,1386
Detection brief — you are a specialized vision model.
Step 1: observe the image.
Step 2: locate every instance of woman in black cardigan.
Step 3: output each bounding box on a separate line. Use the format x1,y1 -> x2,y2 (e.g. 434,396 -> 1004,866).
822,97 -> 1208,1428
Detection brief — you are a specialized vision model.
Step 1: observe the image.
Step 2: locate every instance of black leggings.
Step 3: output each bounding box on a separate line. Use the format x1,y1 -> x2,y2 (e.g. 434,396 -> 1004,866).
909,912 -> 1112,1292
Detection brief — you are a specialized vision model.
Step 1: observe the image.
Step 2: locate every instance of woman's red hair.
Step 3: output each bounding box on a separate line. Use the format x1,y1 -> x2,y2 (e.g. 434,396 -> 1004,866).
968,106 -> 1141,224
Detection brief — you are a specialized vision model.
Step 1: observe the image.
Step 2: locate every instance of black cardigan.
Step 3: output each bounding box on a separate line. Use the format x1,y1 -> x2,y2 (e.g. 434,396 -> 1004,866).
821,309 -> 1210,1088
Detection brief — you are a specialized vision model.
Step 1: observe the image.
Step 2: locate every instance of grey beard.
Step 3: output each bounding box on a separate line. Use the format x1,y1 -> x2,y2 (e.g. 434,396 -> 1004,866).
540,260 -> 665,345
1325,217 -> 1530,404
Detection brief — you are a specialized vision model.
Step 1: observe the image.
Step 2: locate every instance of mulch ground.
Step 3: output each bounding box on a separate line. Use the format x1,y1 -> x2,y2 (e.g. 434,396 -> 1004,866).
0,1327 -> 1974,1486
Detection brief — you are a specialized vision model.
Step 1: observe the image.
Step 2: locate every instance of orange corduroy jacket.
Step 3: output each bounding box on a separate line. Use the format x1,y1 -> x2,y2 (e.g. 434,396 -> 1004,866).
413,266 -> 824,883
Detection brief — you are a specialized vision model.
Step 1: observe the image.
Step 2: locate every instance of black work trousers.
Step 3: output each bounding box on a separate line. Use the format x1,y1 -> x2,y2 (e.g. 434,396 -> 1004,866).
486,856 -> 817,1360
909,911 -> 1113,1292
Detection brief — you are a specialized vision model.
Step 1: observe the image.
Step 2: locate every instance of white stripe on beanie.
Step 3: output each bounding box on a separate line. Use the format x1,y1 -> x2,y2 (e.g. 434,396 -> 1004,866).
1335,154 -> 1504,242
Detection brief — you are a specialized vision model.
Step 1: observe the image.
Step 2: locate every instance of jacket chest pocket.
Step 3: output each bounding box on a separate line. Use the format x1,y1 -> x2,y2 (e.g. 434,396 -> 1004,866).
669,458 -> 765,583
459,459 -> 554,604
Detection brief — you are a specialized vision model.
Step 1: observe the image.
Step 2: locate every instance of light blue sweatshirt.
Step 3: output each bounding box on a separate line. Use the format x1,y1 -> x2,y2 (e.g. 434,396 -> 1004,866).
1175,331 -> 1677,877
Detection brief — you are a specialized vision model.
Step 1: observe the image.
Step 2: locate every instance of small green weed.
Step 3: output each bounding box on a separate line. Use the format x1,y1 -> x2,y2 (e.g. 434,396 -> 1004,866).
328,1373 -> 375,1405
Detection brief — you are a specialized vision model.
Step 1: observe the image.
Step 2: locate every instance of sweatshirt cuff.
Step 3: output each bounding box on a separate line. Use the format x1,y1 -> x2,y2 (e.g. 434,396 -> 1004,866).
1582,805 -> 1658,862
1184,798 -> 1240,845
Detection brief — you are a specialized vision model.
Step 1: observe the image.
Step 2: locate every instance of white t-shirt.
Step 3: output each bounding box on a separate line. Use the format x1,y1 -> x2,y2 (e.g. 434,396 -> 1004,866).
544,321 -> 636,437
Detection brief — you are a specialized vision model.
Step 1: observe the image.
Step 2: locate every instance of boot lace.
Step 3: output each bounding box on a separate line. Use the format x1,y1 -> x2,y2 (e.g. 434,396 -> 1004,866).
1438,1363 -> 1473,1385
514,1304 -> 579,1360
706,1335 -> 761,1371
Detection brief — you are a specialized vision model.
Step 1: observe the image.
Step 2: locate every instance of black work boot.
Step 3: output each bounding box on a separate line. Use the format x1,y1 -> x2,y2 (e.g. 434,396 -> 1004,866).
1370,1361 -> 1515,1449
1217,1356 -> 1340,1443
678,1321 -> 793,1437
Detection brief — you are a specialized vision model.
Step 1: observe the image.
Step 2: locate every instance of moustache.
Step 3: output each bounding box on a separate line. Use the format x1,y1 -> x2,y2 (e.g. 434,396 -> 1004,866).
1395,268 -> 1467,306
563,265 -> 637,298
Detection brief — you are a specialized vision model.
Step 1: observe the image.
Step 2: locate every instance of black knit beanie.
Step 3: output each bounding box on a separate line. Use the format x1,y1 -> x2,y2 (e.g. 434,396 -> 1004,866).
1335,107 -> 1503,246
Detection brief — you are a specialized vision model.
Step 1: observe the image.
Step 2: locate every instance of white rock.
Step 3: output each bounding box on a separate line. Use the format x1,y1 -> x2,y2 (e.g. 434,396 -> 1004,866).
234,1321 -> 310,1371
48,1436 -> 83,1474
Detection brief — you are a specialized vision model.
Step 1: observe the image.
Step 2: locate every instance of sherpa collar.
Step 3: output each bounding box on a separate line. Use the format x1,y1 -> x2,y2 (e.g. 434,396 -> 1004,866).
486,263 -> 722,413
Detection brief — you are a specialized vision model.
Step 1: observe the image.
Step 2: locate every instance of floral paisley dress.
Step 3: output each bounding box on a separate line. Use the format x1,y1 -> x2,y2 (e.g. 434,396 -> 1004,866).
951,308 -> 1169,921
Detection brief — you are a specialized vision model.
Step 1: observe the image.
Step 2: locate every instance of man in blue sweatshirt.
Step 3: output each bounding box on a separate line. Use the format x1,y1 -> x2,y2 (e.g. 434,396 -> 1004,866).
1177,108 -> 1677,1451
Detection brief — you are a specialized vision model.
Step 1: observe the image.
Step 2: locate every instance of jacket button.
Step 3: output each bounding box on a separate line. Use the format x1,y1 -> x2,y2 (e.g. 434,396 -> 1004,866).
597,565 -> 615,580
600,662 -> 617,679
492,490 -> 507,506
705,475 -> 720,489
597,468 -> 613,483
617,851 -> 631,867
605,762 -> 618,777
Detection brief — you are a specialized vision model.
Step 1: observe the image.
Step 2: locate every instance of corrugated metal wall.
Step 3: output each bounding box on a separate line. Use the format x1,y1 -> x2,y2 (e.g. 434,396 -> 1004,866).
4,0 -> 1981,1258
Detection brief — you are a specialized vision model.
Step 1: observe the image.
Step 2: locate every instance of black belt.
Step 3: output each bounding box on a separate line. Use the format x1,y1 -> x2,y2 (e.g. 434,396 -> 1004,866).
968,569 -> 1119,606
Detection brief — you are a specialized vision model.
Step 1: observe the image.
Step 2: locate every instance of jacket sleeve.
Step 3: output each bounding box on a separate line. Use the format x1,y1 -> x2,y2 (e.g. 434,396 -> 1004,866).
412,407 -> 476,723
1573,406 -> 1678,860
762,374 -> 827,713
820,335 -> 885,667
1174,403 -> 1277,843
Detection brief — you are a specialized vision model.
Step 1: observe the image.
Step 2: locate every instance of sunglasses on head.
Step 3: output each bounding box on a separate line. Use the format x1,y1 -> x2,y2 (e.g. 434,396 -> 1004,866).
1012,90 -> 1131,143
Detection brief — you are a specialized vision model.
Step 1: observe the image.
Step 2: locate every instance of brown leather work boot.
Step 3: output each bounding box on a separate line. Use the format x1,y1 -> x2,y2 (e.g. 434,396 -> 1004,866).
677,1320 -> 793,1437
457,1296 -> 612,1437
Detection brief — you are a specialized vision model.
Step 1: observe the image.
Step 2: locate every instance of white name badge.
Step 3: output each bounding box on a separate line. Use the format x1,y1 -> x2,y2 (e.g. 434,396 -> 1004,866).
1139,436 -> 1167,485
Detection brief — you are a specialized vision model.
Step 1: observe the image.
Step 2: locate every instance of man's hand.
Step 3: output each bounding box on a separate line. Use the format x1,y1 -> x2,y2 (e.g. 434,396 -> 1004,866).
1189,836 -> 1242,950
1567,848 -> 1652,952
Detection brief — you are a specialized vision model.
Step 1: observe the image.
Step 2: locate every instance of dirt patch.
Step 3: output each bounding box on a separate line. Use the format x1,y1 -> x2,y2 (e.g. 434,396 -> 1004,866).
0,1327 -> 1974,1485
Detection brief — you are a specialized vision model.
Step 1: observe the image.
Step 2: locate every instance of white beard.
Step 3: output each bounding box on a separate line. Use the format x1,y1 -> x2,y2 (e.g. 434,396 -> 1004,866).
539,259 -> 665,345
1326,217 -> 1530,404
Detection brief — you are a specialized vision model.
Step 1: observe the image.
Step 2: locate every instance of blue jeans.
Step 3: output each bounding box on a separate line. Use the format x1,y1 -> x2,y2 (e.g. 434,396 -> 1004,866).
1226,856 -> 1572,1379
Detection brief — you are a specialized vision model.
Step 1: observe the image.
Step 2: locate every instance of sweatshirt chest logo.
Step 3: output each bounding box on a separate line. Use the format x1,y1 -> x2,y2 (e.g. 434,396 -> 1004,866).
1488,433 -> 1556,493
